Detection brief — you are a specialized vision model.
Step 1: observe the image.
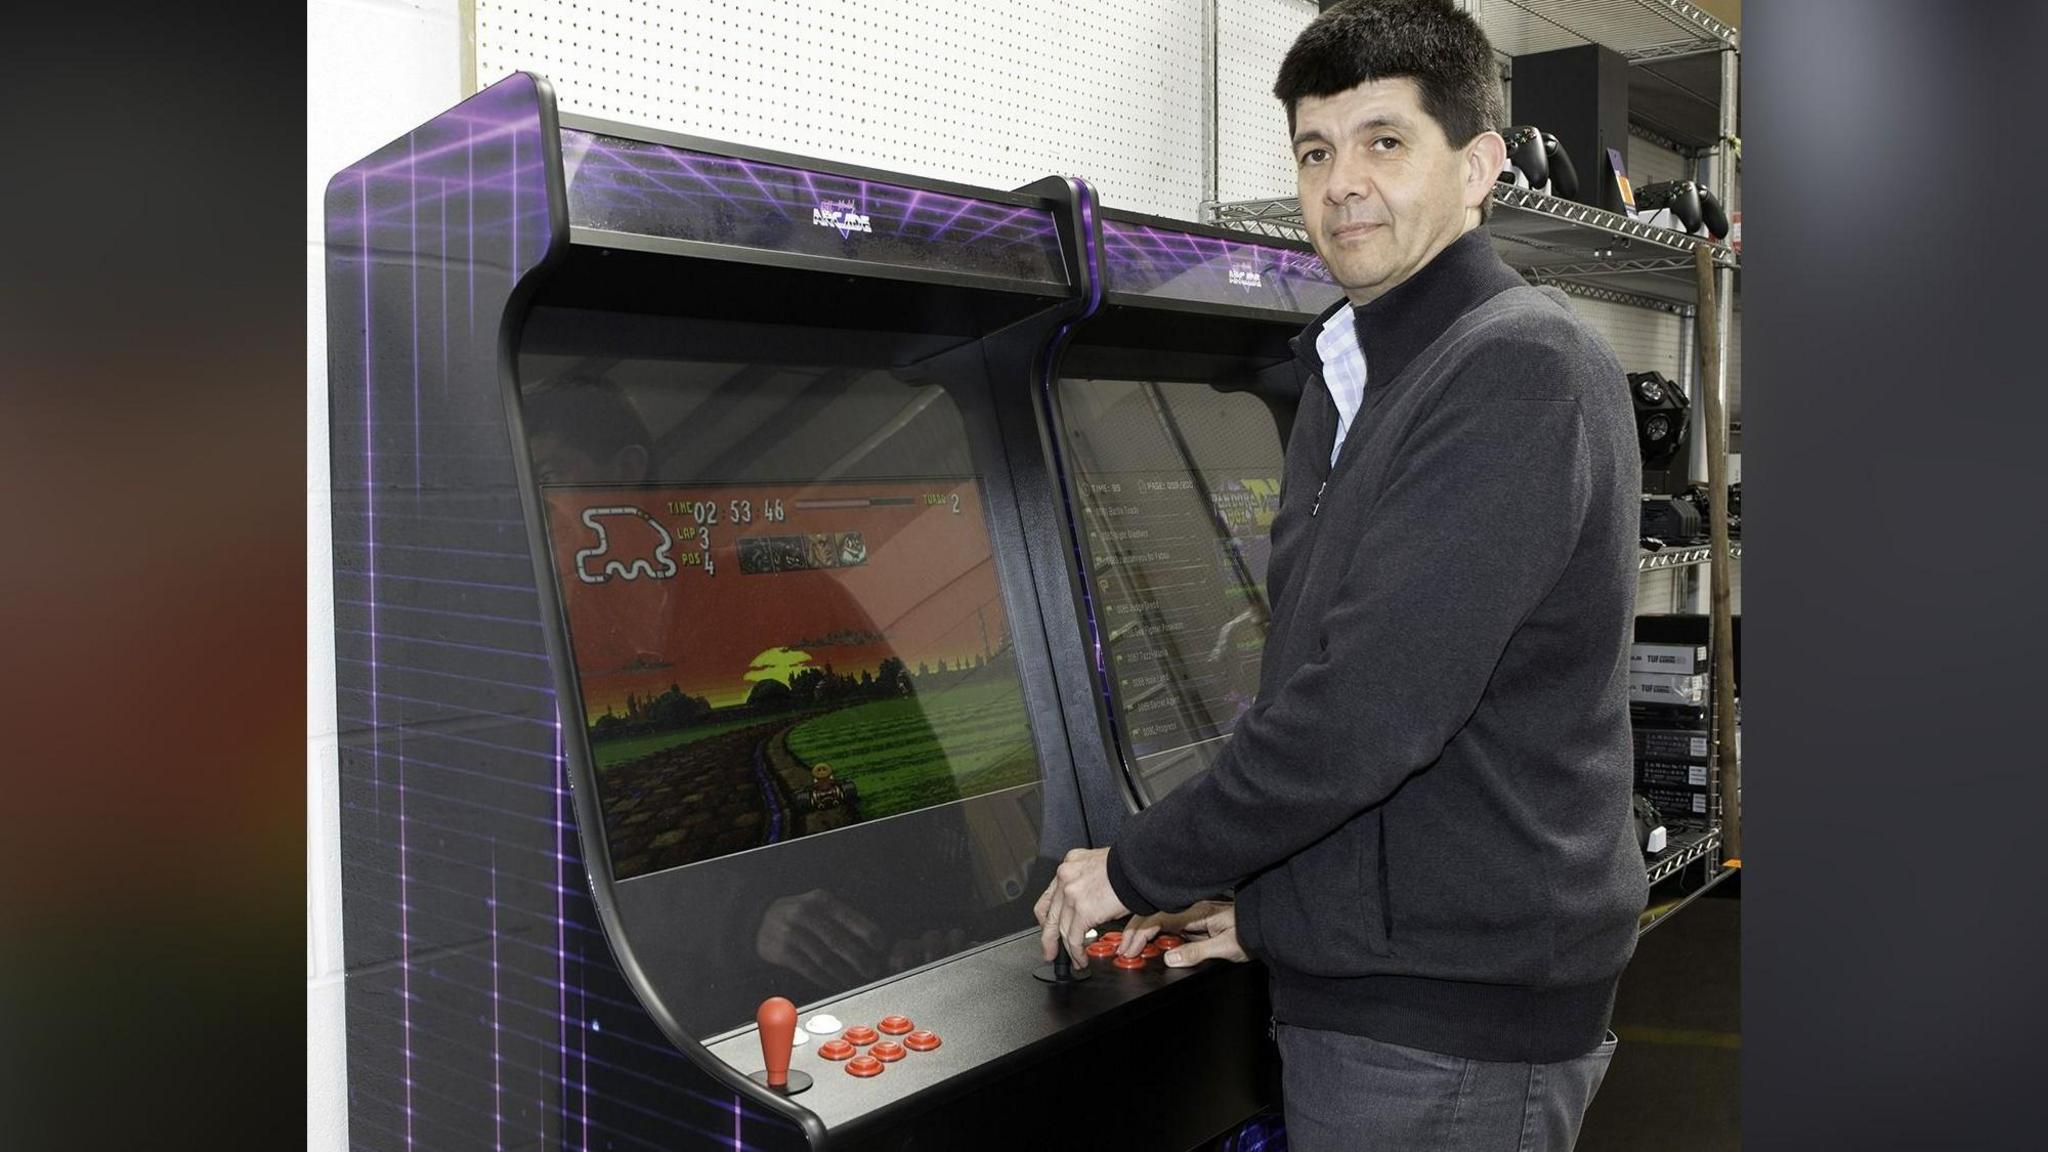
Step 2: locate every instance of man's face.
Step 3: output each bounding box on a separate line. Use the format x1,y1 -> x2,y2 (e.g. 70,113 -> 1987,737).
531,433 -> 647,485
1292,78 -> 1488,306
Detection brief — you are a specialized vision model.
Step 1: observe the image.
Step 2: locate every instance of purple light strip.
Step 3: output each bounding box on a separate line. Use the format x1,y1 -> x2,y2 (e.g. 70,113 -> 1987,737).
335,626 -> 552,664
344,993 -> 714,1101
334,599 -> 545,629
490,846 -> 505,1152
360,156 -> 418,1151
511,124 -> 520,295
367,539 -> 534,561
349,115 -> 529,180
346,569 -> 547,595
468,122 -> 476,349
411,133 -> 423,497
335,655 -> 557,697
579,937 -> 590,1152
553,710 -> 571,1150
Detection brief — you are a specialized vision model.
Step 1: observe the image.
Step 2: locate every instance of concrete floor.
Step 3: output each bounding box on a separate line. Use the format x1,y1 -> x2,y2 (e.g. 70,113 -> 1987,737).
1578,876 -> 1741,1151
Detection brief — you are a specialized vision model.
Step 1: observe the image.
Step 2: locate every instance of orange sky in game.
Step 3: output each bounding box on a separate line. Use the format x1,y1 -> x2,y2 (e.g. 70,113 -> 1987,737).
544,479 -> 1009,713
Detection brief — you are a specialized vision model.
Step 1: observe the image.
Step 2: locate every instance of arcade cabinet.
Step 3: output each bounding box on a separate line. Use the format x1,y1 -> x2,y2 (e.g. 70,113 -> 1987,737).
326,73 -> 1331,1151
1043,209 -> 1342,807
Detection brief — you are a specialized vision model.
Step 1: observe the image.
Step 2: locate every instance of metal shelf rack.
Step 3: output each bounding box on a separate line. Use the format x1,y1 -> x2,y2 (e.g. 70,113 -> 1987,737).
1645,827 -> 1719,887
1640,539 -> 1741,572
1208,185 -> 1735,307
1475,0 -> 1736,62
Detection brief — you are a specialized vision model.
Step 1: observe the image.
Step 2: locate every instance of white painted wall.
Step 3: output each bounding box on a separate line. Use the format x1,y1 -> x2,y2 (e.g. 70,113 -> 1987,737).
307,3 -> 464,1150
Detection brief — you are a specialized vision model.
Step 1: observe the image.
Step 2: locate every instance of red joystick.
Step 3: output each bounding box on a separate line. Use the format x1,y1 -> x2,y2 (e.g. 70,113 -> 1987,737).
842,1025 -> 879,1046
751,997 -> 813,1096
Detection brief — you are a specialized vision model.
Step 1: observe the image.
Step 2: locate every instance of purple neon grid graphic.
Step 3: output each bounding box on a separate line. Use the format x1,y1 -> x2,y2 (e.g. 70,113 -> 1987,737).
1101,218 -> 1341,314
327,73 -> 803,1151
561,128 -> 1066,286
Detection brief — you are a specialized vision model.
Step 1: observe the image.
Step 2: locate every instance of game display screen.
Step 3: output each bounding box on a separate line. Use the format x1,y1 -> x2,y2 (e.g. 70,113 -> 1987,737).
524,354 -> 1040,873
542,476 -> 1035,880
1055,377 -> 1289,800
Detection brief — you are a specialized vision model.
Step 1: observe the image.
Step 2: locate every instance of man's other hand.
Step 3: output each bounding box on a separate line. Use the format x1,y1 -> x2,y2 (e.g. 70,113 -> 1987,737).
1033,847 -> 1130,967
1158,901 -> 1247,967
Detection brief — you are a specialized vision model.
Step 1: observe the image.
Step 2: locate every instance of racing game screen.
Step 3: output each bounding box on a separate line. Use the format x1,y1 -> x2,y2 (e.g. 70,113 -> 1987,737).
1056,377 -> 1288,801
520,345 -> 1046,884
542,476 -> 1034,879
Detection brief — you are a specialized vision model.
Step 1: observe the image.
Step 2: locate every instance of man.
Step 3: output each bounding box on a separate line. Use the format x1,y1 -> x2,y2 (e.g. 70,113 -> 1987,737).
1034,1 -> 1647,1146
521,374 -> 655,486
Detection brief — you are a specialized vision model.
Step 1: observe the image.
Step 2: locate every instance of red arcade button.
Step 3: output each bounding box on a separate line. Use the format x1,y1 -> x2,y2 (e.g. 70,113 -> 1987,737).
1084,940 -> 1118,959
1099,931 -> 1123,945
816,1039 -> 857,1061
878,1015 -> 914,1035
869,1041 -> 906,1063
1113,953 -> 1148,970
1155,935 -> 1184,950
1140,943 -> 1163,959
904,1030 -> 941,1052
846,1055 -> 885,1078
842,1025 -> 879,1046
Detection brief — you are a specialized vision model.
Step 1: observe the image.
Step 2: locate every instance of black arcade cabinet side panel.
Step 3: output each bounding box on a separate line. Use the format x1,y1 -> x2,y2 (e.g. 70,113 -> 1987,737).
324,72 -> 807,1151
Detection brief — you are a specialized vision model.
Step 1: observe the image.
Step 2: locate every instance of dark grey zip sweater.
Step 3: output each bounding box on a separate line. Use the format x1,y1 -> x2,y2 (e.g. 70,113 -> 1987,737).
1105,228 -> 1648,1064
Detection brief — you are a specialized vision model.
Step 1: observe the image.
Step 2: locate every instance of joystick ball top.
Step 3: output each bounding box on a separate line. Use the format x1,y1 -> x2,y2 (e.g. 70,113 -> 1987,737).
757,997 -> 798,1087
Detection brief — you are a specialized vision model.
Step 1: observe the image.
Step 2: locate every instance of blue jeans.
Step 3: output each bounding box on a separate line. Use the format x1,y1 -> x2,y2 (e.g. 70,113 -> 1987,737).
1274,1024 -> 1618,1151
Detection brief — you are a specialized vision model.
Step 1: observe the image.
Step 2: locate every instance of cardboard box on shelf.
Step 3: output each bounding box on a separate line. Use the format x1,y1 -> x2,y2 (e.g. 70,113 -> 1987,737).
1634,726 -> 1711,763
1630,642 -> 1708,674
1630,671 -> 1709,706
1635,759 -> 1710,790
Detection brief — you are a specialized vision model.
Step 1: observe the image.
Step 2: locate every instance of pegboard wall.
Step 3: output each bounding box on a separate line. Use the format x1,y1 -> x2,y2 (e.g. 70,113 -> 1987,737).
470,1 -> 1736,403
1216,0 -> 1320,203
475,0 -> 1313,220
1567,294 -> 1686,380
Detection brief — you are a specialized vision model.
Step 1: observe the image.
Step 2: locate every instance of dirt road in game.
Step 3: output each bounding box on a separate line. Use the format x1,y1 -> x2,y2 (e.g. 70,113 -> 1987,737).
599,720 -> 796,878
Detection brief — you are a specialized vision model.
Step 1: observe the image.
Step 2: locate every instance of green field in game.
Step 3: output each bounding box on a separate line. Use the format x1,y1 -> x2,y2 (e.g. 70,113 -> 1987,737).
785,680 -> 1037,817
590,711 -> 825,771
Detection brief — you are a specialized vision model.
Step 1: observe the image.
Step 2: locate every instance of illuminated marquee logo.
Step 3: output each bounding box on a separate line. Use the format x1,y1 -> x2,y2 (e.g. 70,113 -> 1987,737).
575,506 -> 678,584
1227,255 -> 1263,291
812,197 -> 873,238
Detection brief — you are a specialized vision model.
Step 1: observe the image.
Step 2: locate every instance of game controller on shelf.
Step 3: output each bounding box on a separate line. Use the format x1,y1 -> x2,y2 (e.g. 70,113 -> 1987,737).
1632,180 -> 1731,240
1497,125 -> 1581,202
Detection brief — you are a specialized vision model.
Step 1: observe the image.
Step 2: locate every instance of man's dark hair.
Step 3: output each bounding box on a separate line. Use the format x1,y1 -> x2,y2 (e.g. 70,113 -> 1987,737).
522,374 -> 654,478
1275,0 -> 1504,218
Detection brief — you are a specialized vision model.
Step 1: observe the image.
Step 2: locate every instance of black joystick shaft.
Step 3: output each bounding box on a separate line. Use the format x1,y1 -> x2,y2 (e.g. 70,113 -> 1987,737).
1033,942 -> 1092,984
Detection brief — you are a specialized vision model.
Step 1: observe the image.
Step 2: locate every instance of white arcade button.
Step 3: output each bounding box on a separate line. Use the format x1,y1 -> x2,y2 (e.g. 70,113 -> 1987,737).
803,1014 -> 844,1036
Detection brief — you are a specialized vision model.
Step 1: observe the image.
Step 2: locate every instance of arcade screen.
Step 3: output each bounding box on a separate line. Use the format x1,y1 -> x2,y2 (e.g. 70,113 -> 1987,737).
528,370 -> 1038,882
1056,377 -> 1288,801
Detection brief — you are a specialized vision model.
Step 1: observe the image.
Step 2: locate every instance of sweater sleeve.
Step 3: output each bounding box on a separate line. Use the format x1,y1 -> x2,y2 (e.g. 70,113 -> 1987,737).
1107,344 -> 1596,913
